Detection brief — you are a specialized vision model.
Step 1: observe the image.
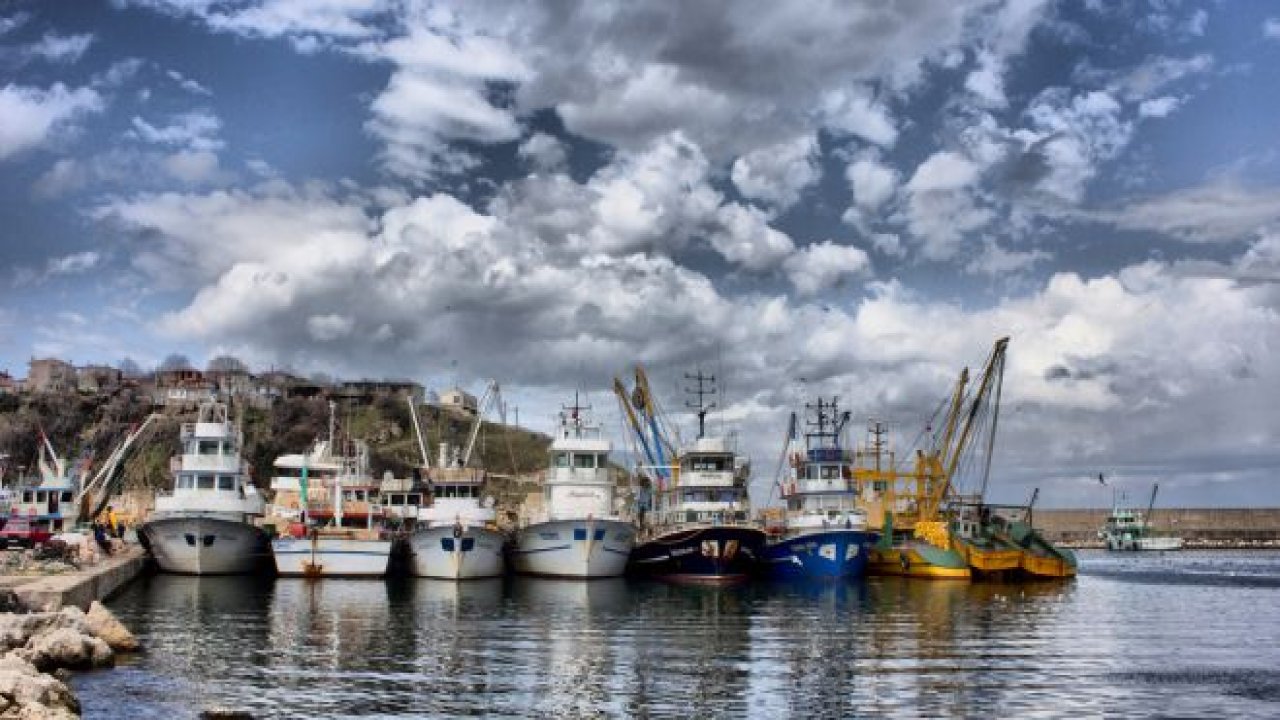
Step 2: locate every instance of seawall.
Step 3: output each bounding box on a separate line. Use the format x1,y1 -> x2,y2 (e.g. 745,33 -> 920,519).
4,546 -> 148,612
1033,508 -> 1280,547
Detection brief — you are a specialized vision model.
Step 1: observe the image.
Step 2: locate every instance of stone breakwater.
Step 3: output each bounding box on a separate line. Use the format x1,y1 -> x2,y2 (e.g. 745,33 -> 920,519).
0,602 -> 139,719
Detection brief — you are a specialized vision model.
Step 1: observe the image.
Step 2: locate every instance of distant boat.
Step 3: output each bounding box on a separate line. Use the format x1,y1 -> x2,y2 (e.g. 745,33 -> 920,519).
510,396 -> 635,579
760,397 -> 877,581
623,369 -> 765,585
142,400 -> 270,575
1099,483 -> 1184,551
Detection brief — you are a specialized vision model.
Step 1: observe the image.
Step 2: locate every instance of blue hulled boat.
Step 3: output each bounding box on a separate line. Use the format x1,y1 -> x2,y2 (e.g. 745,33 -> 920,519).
761,398 -> 877,581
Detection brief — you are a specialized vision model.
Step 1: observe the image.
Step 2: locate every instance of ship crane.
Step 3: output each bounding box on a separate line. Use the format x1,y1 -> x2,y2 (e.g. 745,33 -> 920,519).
76,412 -> 163,522
612,366 -> 678,481
921,337 -> 1009,520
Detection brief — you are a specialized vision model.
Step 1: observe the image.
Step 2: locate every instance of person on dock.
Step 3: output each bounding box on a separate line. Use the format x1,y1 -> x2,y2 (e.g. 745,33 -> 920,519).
101,506 -> 120,538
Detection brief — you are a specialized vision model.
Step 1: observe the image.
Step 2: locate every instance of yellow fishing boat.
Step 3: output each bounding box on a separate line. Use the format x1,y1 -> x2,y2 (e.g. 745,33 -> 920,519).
855,337 -> 1075,582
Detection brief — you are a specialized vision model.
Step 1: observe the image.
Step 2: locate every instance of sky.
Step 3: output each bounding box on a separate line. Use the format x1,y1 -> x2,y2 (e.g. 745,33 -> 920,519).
1,0 -> 1278,508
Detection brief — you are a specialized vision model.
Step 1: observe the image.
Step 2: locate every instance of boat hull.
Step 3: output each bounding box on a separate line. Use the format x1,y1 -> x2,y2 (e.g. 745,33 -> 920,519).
760,529 -> 877,581
511,519 -> 634,578
272,534 -> 392,577
1107,534 -> 1184,551
629,526 -> 765,584
868,541 -> 972,579
141,516 -> 269,575
408,525 -> 506,579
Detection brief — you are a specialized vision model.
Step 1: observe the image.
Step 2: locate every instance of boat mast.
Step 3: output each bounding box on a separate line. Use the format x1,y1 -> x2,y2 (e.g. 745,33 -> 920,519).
1144,482 -> 1160,533
684,369 -> 716,440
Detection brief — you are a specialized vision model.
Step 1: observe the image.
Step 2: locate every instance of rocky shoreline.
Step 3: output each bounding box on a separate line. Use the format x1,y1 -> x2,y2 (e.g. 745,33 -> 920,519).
0,601 -> 137,719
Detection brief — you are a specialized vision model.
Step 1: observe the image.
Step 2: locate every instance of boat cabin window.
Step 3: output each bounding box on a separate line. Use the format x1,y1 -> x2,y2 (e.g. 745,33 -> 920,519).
22,491 -> 33,503
408,494 -> 421,505
390,494 -> 405,506
198,440 -> 221,455
686,456 -> 728,472
61,491 -> 72,502
574,453 -> 595,469
37,491 -> 46,502
197,474 -> 215,490
217,475 -> 235,491
553,452 -> 570,468
821,465 -> 840,480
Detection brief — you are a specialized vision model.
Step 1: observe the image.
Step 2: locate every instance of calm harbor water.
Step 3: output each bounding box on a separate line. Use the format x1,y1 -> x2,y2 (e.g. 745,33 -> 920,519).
74,550 -> 1280,719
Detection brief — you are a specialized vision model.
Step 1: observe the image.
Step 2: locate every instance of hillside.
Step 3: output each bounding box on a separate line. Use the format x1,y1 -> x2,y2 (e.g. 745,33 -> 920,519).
0,390 -> 552,500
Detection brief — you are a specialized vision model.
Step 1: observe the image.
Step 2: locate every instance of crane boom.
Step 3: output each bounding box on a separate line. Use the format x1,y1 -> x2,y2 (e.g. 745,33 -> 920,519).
77,412 -> 162,521
926,337 -> 1009,518
406,394 -> 431,469
462,380 -> 500,467
614,376 -> 662,475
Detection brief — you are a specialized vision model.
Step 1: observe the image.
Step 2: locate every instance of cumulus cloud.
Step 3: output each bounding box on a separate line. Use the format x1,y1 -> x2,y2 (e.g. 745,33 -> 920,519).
783,241 -> 871,296
845,156 -> 900,221
730,135 -> 819,211
906,151 -> 982,193
1266,19 -> 1280,39
0,83 -> 104,160
517,133 -> 567,172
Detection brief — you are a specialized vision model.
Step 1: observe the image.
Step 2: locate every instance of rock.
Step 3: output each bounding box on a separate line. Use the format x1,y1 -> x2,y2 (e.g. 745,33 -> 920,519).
0,654 -> 80,719
20,627 -> 114,671
84,602 -> 139,653
0,612 -> 84,653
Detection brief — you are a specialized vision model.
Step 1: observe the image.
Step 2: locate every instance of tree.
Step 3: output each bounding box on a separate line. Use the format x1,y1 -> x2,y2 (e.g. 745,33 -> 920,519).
207,355 -> 248,373
158,353 -> 192,371
118,357 -> 143,378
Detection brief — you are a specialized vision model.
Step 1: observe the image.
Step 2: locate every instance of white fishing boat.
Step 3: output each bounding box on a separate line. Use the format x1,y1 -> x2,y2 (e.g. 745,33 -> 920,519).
409,448 -> 505,579
1099,483 -> 1184,551
511,397 -> 635,578
141,401 -> 269,575
404,385 -> 506,579
270,404 -> 393,577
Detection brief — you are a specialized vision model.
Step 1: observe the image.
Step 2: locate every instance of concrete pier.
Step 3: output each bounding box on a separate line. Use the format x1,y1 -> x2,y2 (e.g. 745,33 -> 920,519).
1033,508 -> 1280,547
1,546 -> 147,612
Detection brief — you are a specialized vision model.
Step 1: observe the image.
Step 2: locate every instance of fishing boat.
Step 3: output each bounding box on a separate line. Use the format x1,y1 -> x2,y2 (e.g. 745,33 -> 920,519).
510,397 -> 635,579
621,369 -> 765,584
760,398 -> 877,581
409,444 -> 506,579
865,338 -> 1075,580
1099,483 -> 1183,551
5,417 -> 158,534
141,400 -> 270,574
406,383 -> 507,579
269,404 -> 393,577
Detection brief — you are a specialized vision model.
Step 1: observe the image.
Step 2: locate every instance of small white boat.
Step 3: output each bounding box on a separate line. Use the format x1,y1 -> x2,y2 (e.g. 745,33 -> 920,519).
1099,482 -> 1184,551
511,397 -> 635,578
142,401 -> 269,575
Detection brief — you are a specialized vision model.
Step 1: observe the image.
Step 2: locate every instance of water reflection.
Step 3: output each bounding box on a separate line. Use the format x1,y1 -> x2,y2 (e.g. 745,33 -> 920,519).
74,552 -> 1280,719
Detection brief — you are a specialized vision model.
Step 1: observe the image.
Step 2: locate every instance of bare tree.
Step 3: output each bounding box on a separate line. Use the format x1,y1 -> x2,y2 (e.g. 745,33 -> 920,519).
207,355 -> 248,373
118,357 -> 143,377
158,353 -> 193,371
